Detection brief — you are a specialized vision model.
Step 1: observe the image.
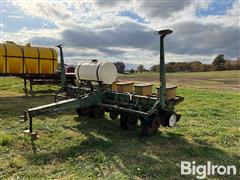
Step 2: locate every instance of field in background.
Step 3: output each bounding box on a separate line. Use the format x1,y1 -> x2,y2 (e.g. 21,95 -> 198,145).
119,70 -> 240,92
0,71 -> 240,179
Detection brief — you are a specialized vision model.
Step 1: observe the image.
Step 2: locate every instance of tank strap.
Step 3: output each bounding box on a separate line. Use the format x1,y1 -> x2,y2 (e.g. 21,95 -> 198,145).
49,48 -> 55,74
35,47 -> 40,74
19,45 -> 25,74
14,44 -> 25,74
2,55 -> 54,60
2,44 -> 7,73
96,62 -> 102,81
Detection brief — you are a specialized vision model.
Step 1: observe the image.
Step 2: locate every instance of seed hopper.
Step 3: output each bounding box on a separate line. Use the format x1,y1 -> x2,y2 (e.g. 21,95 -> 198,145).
21,29 -> 184,137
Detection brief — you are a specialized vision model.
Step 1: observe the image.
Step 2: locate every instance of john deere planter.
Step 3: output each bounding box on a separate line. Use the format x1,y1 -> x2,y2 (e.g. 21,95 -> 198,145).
21,29 -> 184,137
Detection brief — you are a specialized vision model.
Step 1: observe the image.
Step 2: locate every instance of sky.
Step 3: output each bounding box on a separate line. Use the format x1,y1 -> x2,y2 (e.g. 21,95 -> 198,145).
0,0 -> 239,68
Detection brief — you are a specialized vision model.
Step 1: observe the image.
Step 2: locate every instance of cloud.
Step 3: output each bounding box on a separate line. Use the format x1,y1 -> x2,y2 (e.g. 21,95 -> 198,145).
11,1 -> 119,28
61,19 -> 239,58
7,15 -> 24,19
61,21 -> 156,55
5,0 -> 240,65
134,0 -> 193,19
168,21 -> 240,58
95,0 -> 123,7
227,0 -> 240,16
0,23 -> 5,28
11,1 -> 73,25
28,37 -> 60,47
2,27 -> 61,45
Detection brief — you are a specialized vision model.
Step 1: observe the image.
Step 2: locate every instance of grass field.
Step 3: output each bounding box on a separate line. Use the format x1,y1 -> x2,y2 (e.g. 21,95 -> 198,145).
0,71 -> 240,179
119,70 -> 240,92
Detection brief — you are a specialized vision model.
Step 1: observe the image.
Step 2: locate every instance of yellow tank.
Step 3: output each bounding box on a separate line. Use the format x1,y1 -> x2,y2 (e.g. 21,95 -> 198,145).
0,41 -> 58,74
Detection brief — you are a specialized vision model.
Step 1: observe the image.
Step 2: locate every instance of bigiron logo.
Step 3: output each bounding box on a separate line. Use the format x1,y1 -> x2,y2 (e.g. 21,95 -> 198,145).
181,161 -> 237,179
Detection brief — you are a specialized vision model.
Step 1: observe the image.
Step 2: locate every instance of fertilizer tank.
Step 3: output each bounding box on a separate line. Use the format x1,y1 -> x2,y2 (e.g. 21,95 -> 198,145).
0,41 -> 58,74
74,60 -> 117,84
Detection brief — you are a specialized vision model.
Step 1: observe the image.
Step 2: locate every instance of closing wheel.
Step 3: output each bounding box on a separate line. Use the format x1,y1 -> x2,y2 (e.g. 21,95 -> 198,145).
120,113 -> 138,130
109,109 -> 119,120
90,105 -> 105,119
140,115 -> 161,136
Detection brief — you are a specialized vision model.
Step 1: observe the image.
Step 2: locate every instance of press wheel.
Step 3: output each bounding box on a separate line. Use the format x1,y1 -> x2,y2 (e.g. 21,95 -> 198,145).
141,115 -> 161,136
120,113 -> 138,130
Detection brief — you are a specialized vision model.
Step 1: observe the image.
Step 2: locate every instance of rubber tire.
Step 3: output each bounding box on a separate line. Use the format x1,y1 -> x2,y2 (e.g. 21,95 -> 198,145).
90,106 -> 105,119
164,112 -> 177,127
140,115 -> 161,136
76,108 -> 82,116
109,110 -> 118,120
120,113 -> 138,130
81,107 -> 91,116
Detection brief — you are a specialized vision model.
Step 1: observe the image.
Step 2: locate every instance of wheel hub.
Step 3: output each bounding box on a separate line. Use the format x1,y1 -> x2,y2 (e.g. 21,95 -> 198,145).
169,114 -> 177,127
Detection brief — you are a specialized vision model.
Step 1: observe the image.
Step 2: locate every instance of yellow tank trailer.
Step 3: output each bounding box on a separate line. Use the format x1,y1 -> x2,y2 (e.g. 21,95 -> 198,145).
0,41 -> 58,75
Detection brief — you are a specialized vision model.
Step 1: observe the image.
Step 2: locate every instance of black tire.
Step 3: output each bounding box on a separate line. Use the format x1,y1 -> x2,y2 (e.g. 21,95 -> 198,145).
161,112 -> 177,127
176,114 -> 181,122
90,105 -> 105,119
76,107 -> 91,116
160,115 -> 168,127
120,113 -> 138,130
76,108 -> 82,116
109,110 -> 118,120
81,107 -> 91,116
140,115 -> 161,136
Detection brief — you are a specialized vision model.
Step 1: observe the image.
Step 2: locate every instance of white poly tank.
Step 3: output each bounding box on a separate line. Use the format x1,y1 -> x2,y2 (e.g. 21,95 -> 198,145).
74,60 -> 117,84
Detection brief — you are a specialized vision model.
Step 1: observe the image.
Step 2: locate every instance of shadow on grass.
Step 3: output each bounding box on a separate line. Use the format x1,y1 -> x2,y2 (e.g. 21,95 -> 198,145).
25,116 -> 240,179
0,95 -> 55,119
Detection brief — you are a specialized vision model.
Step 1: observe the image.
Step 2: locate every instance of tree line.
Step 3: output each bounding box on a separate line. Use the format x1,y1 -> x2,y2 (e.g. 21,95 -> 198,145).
114,55 -> 240,73
152,55 -> 240,72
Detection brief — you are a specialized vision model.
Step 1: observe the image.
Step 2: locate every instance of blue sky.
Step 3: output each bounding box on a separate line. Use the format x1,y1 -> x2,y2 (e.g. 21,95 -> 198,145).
1,0 -> 239,65
196,0 -> 235,16
119,10 -> 148,24
1,1 -> 56,32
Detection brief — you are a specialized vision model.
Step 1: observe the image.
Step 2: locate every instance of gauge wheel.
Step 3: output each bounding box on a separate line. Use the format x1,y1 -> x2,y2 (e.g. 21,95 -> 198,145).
140,115 -> 161,136
120,113 -> 138,130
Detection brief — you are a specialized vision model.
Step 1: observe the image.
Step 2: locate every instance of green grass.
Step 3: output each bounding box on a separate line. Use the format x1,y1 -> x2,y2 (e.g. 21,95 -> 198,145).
0,71 -> 240,179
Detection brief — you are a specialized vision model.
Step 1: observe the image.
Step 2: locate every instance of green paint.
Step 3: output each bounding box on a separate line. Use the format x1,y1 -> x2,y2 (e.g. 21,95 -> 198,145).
159,36 -> 166,107
57,45 -> 66,88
